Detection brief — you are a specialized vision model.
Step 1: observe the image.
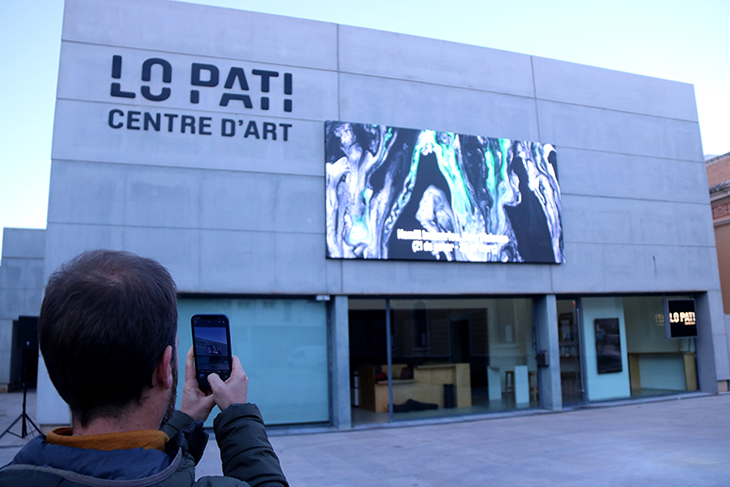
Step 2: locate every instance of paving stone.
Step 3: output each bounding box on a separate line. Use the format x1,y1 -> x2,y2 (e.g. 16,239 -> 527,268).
0,392 -> 728,485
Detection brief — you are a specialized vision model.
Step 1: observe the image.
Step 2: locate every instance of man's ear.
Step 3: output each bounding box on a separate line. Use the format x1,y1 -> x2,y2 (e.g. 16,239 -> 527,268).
153,345 -> 174,390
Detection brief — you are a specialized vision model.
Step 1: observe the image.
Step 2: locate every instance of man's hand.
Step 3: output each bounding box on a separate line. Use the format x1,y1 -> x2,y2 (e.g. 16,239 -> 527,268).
179,346 -> 216,422
208,355 -> 248,411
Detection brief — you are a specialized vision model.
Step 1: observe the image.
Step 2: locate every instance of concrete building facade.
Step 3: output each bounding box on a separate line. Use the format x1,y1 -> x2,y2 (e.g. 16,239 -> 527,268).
1,0 -> 725,428
0,229 -> 45,392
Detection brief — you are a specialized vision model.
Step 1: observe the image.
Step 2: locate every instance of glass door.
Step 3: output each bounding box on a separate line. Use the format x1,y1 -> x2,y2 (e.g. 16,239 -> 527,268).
556,299 -> 584,405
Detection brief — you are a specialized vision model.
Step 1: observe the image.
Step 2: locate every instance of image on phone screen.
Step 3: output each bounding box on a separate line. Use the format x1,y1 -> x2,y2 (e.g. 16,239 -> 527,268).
191,314 -> 232,389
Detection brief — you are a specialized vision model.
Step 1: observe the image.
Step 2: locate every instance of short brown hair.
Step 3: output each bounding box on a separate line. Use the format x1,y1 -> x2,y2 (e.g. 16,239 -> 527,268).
38,250 -> 178,426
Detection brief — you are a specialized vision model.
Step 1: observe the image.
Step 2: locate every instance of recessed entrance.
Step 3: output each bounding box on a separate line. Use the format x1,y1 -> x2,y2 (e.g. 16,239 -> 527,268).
348,297 -> 539,426
556,299 -> 584,405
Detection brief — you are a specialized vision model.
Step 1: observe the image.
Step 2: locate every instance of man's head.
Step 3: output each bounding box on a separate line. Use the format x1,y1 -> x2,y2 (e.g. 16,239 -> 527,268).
38,250 -> 178,427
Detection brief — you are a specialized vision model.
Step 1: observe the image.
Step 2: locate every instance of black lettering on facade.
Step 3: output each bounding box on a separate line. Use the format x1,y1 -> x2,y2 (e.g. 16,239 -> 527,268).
164,113 -> 178,132
127,111 -> 141,130
144,112 -> 161,131
279,123 -> 292,141
191,63 -> 219,87
251,69 -> 278,92
224,67 -> 250,90
181,115 -> 196,134
283,73 -> 293,112
199,117 -> 212,135
284,73 -> 293,94
141,58 -> 172,101
221,119 -> 235,137
253,69 -> 278,112
107,109 -> 293,142
110,55 -> 135,99
263,122 -> 276,140
108,109 -> 124,128
111,55 -> 123,79
244,121 -> 260,139
109,59 -> 295,114
220,94 -> 253,108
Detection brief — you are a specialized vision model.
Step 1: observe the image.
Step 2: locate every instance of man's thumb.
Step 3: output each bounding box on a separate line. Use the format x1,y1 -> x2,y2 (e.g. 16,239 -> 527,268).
207,372 -> 224,390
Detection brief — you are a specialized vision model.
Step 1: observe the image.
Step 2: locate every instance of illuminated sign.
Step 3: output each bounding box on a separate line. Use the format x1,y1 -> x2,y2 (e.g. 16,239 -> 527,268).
664,299 -> 698,338
325,121 -> 564,263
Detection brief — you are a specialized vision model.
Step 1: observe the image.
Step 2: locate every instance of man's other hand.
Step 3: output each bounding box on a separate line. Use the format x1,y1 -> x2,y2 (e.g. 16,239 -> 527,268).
208,355 -> 248,411
180,346 -> 216,422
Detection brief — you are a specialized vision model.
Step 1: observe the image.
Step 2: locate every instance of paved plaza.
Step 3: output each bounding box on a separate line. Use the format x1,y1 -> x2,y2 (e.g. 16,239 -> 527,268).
1,391 -> 728,485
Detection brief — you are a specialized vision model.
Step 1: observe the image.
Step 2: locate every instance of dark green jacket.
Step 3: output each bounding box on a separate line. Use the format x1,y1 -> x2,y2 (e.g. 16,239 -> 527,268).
0,403 -> 288,487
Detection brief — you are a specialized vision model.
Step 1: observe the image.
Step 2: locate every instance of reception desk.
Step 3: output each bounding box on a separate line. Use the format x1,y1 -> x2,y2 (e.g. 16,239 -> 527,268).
359,363 -> 471,413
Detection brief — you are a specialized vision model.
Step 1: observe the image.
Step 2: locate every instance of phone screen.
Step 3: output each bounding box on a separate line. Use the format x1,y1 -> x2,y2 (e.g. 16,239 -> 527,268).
191,314 -> 232,389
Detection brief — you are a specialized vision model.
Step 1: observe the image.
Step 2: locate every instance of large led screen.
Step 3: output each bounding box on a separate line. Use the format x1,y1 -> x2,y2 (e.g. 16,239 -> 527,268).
325,121 -> 564,263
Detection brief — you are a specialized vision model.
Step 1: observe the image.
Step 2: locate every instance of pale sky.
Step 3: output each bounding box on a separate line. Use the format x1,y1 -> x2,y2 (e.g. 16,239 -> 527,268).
1,0 -> 728,252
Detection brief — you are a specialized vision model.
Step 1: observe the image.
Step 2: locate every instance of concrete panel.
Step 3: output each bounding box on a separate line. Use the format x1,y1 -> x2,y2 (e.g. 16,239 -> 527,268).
0,320 -> 12,352
695,292 -> 720,392
703,290 -> 729,338
197,230 -> 331,294
340,259 -> 553,295
125,169 -> 201,230
537,101 -> 703,161
1,229 -> 45,259
47,160 -> 126,226
49,161 -> 325,233
339,74 -> 540,142
339,26 -> 534,97
121,226 -> 201,291
51,101 -> 325,177
45,224 -> 343,295
329,295 -> 351,429
711,332 -> 729,382
0,290 -> 22,320
57,42 -> 338,122
0,320 -> 11,384
0,288 -> 43,320
62,0 -> 337,70
562,196 -> 715,247
43,224 -> 126,280
37,357 -> 72,426
0,258 -> 45,291
533,56 -> 698,122
26,289 -> 43,316
42,225 -> 202,289
552,242 -> 722,294
535,295 -> 561,411
557,148 -> 710,204
199,172 -> 324,234
49,160 -> 204,229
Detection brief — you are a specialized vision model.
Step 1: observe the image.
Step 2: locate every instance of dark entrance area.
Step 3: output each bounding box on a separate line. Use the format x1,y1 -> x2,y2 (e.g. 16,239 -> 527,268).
349,298 -> 538,425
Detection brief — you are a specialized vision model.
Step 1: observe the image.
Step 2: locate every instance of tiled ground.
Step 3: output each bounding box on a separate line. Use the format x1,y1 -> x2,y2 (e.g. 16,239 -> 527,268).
2,391 -> 729,486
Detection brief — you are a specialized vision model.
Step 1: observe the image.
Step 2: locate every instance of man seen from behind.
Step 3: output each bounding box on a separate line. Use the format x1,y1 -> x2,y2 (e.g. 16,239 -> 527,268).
0,249 -> 289,486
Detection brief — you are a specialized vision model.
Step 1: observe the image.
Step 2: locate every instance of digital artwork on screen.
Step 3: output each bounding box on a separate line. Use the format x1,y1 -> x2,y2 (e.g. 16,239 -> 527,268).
325,121 -> 564,263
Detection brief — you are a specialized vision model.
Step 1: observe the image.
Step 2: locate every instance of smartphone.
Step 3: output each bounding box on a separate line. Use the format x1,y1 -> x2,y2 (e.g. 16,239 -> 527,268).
191,314 -> 232,390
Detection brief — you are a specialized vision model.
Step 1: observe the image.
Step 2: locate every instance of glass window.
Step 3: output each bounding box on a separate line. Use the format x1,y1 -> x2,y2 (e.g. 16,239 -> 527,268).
177,297 -> 329,426
579,295 -> 697,403
349,297 -> 537,425
624,296 -> 697,397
